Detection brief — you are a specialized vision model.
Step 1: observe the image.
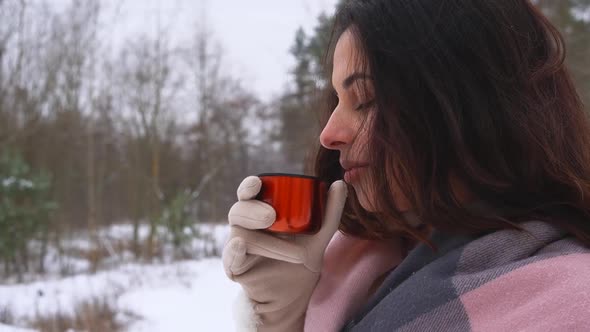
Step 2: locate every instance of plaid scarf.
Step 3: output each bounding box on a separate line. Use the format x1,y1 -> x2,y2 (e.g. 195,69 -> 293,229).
343,220 -> 590,331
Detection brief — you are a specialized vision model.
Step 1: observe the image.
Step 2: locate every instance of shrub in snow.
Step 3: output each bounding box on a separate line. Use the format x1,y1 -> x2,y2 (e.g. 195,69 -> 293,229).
158,190 -> 201,258
0,150 -> 57,281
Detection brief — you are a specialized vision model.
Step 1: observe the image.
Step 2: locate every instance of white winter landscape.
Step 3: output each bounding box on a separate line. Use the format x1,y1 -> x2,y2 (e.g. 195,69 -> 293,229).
0,224 -> 241,332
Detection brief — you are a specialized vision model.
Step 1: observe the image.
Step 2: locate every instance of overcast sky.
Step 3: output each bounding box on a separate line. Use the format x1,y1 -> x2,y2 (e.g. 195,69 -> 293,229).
85,0 -> 339,101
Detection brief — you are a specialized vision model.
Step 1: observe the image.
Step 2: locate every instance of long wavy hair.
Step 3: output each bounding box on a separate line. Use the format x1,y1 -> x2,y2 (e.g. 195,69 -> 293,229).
312,0 -> 590,245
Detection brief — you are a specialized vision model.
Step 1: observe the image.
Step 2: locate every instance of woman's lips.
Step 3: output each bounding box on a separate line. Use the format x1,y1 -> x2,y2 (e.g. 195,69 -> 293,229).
344,165 -> 368,183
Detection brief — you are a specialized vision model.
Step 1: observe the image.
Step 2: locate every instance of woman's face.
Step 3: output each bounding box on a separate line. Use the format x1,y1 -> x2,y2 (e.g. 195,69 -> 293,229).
320,28 -> 411,212
320,29 -> 376,211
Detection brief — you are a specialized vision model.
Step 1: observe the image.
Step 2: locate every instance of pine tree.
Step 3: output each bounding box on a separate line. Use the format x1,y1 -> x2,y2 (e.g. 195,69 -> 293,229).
536,0 -> 590,108
274,3 -> 345,172
0,150 -> 57,281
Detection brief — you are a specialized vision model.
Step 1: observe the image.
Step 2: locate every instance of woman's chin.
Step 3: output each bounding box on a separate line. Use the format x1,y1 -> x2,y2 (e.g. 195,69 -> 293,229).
355,188 -> 377,212
353,184 -> 412,213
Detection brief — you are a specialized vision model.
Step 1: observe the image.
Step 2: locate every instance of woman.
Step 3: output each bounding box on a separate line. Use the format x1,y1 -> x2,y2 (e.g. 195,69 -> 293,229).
223,0 -> 590,331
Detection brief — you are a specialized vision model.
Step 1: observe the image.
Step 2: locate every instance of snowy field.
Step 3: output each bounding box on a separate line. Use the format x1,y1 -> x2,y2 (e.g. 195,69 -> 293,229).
0,224 -> 243,331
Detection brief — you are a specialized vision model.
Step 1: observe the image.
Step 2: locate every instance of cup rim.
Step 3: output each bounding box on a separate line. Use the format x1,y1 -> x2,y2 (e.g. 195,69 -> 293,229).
257,173 -> 322,180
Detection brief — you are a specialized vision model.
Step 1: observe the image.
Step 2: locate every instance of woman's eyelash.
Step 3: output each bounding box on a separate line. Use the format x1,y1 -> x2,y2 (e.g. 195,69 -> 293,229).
355,99 -> 375,111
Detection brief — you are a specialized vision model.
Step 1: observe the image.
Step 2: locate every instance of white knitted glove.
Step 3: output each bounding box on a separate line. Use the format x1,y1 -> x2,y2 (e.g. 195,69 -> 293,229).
223,176 -> 347,332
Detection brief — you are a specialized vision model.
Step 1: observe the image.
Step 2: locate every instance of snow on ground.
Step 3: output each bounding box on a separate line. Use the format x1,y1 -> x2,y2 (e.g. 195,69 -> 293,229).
0,323 -> 36,332
3,222 -> 229,285
120,259 -> 241,331
0,223 -> 242,331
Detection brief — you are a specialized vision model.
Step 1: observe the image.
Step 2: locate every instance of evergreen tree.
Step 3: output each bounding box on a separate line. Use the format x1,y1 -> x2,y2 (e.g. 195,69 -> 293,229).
274,2 -> 345,172
536,0 -> 590,109
0,151 -> 57,281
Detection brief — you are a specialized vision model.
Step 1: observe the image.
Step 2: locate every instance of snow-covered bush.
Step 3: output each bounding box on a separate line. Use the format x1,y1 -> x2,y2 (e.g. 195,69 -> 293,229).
158,190 -> 201,258
0,151 -> 57,281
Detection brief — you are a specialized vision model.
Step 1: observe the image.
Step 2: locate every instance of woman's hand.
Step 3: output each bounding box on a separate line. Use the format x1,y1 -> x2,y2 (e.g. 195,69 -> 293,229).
223,176 -> 347,331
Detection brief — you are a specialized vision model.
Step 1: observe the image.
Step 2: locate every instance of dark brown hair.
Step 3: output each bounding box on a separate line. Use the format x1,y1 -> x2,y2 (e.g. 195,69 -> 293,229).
313,0 -> 590,245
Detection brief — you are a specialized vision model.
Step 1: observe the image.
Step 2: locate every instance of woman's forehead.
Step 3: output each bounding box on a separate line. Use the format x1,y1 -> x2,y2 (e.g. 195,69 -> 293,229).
332,29 -> 367,90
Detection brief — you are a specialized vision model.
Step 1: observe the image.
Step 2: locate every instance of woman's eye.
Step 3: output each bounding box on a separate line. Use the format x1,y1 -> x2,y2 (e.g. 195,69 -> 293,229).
355,99 -> 375,111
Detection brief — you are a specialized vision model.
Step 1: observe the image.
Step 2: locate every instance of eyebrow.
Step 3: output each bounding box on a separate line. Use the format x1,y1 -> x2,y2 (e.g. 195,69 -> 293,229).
342,72 -> 372,90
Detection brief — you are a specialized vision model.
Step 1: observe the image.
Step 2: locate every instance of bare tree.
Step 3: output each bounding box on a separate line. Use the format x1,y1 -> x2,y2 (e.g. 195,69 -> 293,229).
180,21 -> 263,222
0,0 -> 274,279
118,27 -> 184,259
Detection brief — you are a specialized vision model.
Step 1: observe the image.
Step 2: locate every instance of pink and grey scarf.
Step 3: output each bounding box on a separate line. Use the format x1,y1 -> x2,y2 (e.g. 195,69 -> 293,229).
306,220 -> 590,331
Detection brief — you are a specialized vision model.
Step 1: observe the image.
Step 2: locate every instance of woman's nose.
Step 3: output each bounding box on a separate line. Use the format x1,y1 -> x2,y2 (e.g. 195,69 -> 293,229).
319,109 -> 352,150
